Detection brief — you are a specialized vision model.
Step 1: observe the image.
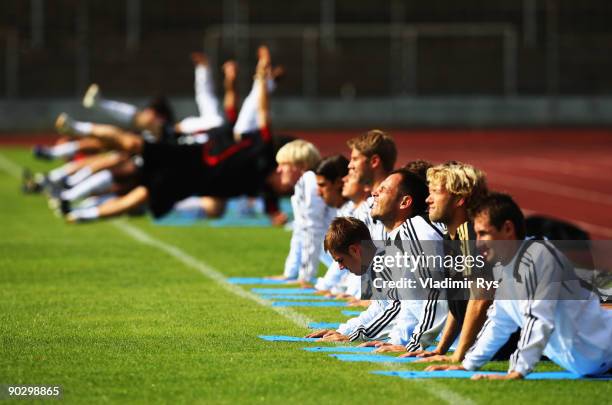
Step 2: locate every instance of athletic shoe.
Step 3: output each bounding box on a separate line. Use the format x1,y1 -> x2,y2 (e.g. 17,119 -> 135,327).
82,83 -> 99,108
32,145 -> 53,160
60,199 -> 71,216
21,168 -> 43,193
55,113 -> 74,135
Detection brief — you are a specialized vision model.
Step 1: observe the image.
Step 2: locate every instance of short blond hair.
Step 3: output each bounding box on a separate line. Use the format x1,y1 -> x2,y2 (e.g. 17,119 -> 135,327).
276,139 -> 321,171
427,161 -> 488,210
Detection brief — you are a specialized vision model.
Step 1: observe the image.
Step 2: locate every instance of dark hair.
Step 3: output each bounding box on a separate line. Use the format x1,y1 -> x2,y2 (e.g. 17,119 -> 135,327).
324,217 -> 372,254
147,96 -> 175,124
403,159 -> 433,182
315,155 -> 349,182
473,192 -> 526,239
346,130 -> 397,173
390,168 -> 429,216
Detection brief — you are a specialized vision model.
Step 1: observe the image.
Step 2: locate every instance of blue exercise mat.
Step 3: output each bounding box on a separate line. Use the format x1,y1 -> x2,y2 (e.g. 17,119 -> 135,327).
272,301 -> 348,307
341,310 -> 362,316
227,278 -> 292,285
251,288 -> 316,294
307,322 -> 341,329
258,335 -> 319,342
259,295 -> 333,301
330,354 -> 418,363
303,346 -> 376,353
154,197 -> 293,227
372,370 -> 612,380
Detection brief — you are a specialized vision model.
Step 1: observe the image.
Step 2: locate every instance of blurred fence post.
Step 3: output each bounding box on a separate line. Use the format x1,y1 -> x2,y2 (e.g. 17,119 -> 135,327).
126,0 -> 141,51
320,0 -> 335,51
302,28 -> 318,98
30,0 -> 44,49
75,0 -> 90,96
402,29 -> 418,96
504,28 -> 518,96
523,0 -> 538,48
5,30 -> 19,99
389,0 -> 405,95
546,0 -> 559,96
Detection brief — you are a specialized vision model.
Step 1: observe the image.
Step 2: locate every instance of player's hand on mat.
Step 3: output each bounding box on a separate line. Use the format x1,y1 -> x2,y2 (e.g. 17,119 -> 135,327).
399,348 -> 442,358
471,371 -> 523,381
321,333 -> 349,342
299,280 -> 313,289
358,341 -> 383,347
348,299 -> 370,307
305,329 -> 331,338
313,290 -> 329,295
374,344 -> 406,353
424,364 -> 465,372
414,354 -> 456,363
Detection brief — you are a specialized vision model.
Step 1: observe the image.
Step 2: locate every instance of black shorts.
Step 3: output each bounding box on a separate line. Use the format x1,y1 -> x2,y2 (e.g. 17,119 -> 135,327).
141,142 -> 206,218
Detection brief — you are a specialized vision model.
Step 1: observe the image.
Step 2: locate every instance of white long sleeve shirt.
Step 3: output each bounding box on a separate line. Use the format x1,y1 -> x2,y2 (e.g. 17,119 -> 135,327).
283,171 -> 335,282
338,215 -> 448,344
463,240 -> 612,376
393,216 -> 448,349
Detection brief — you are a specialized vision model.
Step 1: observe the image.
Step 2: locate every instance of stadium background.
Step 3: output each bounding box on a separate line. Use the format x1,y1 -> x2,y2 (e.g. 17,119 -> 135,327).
0,2 -> 611,403
1,1 -> 611,237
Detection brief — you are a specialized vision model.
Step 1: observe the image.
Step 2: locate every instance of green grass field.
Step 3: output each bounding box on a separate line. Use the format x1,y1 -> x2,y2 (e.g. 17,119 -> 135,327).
0,148 -> 610,404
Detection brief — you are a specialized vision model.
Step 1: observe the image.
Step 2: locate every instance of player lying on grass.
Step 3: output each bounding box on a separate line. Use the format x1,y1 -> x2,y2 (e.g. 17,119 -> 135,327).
36,50 -> 268,161
346,130 -> 397,240
80,52 -> 227,135
307,169 -> 447,344
334,130 -> 398,302
313,155 -> 356,295
270,140 -> 336,287
23,151 -> 128,194
314,159 -> 434,300
51,46 -> 290,222
426,192 -> 612,379
398,161 -> 494,362
315,165 -> 372,298
31,94 -> 173,162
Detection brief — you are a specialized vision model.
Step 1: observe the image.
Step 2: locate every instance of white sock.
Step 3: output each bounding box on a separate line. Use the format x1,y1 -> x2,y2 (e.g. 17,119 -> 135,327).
174,196 -> 202,210
47,166 -> 70,184
173,196 -> 207,217
71,206 -> 99,221
65,166 -> 92,187
75,193 -> 117,209
98,99 -> 138,125
48,141 -> 79,159
60,170 -> 113,201
233,83 -> 260,135
72,121 -> 94,136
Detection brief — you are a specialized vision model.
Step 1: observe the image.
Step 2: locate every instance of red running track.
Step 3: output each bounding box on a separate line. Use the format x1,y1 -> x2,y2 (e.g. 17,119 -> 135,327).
295,129 -> 612,240
3,129 -> 612,239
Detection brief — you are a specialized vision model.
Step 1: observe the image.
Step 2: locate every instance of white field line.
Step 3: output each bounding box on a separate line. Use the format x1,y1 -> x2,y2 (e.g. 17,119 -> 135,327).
111,220 -> 315,328
0,152 -> 22,178
0,151 -> 473,404
113,220 -> 475,405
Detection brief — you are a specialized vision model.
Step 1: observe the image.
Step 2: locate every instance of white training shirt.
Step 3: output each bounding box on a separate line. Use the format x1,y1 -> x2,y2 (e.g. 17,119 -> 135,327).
463,240 -> 612,376
283,171 -> 336,282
